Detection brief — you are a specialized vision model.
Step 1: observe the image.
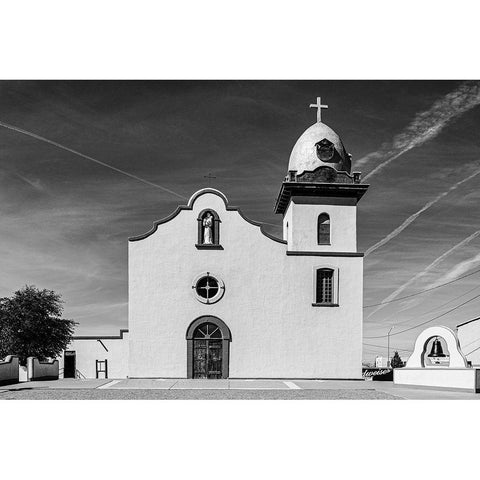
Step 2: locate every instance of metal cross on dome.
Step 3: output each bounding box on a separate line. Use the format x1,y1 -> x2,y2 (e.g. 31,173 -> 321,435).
309,96 -> 328,123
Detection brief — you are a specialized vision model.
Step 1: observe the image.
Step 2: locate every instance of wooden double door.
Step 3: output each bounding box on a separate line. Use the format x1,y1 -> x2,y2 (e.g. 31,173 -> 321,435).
193,338 -> 223,379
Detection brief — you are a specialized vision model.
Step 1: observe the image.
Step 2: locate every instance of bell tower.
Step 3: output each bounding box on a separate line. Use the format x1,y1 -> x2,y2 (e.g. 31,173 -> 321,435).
274,98 -> 369,253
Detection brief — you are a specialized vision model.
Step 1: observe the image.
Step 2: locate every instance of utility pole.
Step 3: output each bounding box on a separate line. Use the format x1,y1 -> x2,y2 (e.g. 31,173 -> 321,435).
387,326 -> 394,368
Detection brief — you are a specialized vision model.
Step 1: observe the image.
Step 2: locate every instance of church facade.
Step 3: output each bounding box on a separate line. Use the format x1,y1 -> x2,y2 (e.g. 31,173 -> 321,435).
60,100 -> 369,380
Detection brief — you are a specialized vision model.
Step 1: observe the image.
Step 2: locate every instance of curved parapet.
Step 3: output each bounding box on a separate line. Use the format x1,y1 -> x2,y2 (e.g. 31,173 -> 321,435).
129,188 -> 286,244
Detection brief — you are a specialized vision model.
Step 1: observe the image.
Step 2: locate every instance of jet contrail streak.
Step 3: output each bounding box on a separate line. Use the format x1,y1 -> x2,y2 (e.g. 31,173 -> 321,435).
0,120 -> 187,200
367,230 -> 480,319
365,163 -> 480,257
357,81 -> 480,181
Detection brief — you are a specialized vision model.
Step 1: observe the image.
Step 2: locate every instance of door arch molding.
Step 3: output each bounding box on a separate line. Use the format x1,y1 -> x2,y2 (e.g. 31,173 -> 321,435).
186,316 -> 231,379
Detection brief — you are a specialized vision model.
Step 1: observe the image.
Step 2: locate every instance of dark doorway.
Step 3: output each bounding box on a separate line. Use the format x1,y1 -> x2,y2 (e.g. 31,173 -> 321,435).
187,316 -> 231,379
64,351 -> 76,378
193,323 -> 223,379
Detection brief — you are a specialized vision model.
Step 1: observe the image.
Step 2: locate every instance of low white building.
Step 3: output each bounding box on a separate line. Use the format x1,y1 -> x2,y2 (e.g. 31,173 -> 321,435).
60,101 -> 370,380
456,317 -> 480,366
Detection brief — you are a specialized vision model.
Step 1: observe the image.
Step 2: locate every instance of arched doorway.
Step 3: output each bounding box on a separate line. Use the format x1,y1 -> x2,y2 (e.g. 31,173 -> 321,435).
186,316 -> 231,379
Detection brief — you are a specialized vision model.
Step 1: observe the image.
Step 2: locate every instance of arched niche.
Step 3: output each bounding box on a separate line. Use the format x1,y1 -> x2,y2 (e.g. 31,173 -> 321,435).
196,209 -> 222,248
406,326 -> 468,369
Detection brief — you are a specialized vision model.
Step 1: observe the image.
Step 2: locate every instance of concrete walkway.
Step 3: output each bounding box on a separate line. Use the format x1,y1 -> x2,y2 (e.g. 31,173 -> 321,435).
1,378 -> 479,399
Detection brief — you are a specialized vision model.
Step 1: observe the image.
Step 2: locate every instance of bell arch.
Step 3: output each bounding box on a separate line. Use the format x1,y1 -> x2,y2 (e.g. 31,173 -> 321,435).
406,326 -> 468,368
186,316 -> 231,379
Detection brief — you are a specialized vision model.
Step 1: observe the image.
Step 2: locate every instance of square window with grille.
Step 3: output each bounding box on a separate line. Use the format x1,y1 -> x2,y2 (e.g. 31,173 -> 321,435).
316,268 -> 334,304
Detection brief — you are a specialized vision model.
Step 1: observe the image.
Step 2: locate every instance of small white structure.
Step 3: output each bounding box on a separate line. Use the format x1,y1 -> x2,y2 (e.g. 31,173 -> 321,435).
456,316 -> 480,366
375,356 -> 388,368
58,100 -> 370,380
394,326 -> 480,393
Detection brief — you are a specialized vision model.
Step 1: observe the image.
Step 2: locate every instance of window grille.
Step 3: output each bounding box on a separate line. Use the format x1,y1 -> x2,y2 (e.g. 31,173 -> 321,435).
316,268 -> 334,304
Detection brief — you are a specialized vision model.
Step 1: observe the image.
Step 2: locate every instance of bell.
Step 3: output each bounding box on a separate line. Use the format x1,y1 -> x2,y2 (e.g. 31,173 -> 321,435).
428,337 -> 446,358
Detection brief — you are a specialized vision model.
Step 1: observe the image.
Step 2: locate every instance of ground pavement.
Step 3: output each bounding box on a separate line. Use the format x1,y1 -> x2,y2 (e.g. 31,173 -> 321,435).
1,378 -> 479,399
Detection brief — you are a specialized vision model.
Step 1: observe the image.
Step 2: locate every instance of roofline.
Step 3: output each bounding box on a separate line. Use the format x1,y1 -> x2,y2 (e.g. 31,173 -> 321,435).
129,188 -> 286,244
73,328 -> 129,340
456,316 -> 480,328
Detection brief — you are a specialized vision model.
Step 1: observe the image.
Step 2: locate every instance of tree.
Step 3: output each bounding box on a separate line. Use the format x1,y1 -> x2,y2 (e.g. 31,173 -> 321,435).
0,285 -> 76,365
391,351 -> 403,368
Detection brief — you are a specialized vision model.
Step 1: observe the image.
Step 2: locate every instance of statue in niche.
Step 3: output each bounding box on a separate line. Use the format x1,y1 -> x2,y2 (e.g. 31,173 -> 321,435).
202,212 -> 214,244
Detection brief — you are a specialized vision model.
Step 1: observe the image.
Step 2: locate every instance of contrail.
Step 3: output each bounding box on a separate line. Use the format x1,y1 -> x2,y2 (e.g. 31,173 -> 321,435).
0,120 -> 187,200
367,230 -> 480,319
365,163 -> 480,257
357,81 -> 480,181
427,251 -> 480,290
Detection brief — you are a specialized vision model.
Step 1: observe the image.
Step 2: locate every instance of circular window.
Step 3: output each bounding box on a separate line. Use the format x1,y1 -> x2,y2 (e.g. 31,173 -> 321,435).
192,272 -> 225,304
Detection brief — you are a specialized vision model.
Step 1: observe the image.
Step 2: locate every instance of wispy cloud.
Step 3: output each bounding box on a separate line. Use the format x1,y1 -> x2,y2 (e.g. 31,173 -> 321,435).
14,173 -> 46,193
357,81 -> 480,180
0,120 -> 187,200
367,230 -> 480,319
426,251 -> 480,290
365,163 -> 480,257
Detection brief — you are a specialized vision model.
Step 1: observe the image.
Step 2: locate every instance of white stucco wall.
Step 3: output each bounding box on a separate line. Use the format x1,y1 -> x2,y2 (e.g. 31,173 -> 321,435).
394,368 -> 480,392
128,190 -> 364,379
59,333 -> 129,379
457,320 -> 480,366
0,355 -> 19,385
27,357 -> 59,380
283,199 -> 357,252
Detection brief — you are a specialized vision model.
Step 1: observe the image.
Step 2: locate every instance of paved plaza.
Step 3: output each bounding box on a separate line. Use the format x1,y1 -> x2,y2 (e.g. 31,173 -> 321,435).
1,378 -> 479,399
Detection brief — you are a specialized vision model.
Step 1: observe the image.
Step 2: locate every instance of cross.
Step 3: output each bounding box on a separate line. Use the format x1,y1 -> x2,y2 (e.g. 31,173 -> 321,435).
204,173 -> 217,185
309,96 -> 328,123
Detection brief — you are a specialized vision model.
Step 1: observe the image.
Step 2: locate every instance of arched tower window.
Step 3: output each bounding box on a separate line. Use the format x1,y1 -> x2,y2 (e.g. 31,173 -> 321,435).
197,209 -> 221,247
317,213 -> 330,245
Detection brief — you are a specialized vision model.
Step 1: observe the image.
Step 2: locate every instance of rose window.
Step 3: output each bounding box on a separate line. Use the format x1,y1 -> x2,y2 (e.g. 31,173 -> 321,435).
192,272 -> 225,304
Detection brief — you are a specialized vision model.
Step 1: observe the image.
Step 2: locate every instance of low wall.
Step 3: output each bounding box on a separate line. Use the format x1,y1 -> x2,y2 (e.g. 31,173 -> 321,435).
0,355 -> 20,386
27,357 -> 59,381
394,368 -> 480,393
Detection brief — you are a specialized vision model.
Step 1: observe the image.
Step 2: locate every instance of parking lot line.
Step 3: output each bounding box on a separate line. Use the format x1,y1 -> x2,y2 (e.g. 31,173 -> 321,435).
283,381 -> 301,390
97,380 -> 122,389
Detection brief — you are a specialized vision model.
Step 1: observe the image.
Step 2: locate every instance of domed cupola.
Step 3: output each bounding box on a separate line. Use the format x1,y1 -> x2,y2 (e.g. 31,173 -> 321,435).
274,97 -> 368,215
288,121 -> 351,175
288,97 -> 351,176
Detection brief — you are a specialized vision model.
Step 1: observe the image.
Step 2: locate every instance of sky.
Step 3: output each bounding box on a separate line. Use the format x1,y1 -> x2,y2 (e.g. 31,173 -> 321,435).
1,80 -> 480,361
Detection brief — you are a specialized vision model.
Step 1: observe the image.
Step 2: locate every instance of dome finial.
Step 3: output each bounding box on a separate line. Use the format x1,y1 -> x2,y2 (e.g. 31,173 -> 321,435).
309,96 -> 329,123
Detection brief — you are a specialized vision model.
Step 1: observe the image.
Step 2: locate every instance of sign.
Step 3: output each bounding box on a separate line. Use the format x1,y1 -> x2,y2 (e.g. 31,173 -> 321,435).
362,367 -> 393,381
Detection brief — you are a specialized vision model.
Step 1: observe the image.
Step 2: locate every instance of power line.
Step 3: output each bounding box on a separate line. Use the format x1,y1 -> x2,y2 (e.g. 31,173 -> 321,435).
364,292 -> 480,339
363,267 -> 480,308
366,283 -> 480,331
363,342 -> 412,353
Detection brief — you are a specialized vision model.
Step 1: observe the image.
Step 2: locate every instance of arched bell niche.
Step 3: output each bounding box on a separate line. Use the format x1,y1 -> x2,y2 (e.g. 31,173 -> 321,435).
406,326 -> 468,369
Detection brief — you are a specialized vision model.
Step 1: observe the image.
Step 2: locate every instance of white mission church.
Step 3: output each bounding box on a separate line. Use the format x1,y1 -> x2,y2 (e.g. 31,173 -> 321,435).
60,98 -> 370,380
